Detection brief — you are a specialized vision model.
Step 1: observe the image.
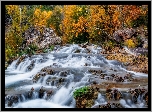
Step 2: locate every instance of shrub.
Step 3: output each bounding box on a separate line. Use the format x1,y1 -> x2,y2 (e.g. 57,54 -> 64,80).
49,45 -> 54,51
73,86 -> 90,98
124,39 -> 136,48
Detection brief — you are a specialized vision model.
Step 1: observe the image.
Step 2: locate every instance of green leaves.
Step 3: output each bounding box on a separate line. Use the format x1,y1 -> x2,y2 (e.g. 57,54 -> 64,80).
73,86 -> 90,98
49,45 -> 54,51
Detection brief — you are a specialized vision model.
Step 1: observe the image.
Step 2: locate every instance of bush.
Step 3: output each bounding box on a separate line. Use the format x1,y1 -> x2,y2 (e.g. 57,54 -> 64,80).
49,45 -> 54,51
124,39 -> 136,48
73,86 -> 90,98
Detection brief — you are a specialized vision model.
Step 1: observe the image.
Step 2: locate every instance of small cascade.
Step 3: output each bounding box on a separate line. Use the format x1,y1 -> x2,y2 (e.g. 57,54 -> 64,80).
5,44 -> 148,108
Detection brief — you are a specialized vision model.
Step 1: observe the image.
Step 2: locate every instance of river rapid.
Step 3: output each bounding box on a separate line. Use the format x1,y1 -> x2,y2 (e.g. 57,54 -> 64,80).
5,44 -> 148,108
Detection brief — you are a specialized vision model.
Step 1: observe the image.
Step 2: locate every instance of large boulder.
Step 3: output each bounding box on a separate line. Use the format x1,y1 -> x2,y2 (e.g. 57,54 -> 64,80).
23,26 -> 61,49
113,28 -> 135,43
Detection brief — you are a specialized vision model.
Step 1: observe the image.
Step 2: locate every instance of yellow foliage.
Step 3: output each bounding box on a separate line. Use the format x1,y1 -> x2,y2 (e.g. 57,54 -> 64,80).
124,39 -> 136,48
33,8 -> 52,27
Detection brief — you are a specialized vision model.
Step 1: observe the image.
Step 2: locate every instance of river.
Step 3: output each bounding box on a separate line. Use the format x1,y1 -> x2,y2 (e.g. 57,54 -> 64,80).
5,44 -> 148,108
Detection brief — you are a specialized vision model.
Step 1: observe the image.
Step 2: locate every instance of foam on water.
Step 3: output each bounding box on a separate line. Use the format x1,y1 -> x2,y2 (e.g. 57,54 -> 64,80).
5,44 -> 147,108
13,99 -> 71,108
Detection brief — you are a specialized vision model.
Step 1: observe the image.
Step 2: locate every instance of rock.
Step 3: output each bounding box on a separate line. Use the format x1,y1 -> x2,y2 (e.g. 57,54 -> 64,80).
28,88 -> 34,98
132,47 -> 148,56
16,55 -> 27,66
59,71 -> 68,77
27,60 -> 35,71
93,103 -> 123,108
75,87 -> 98,108
23,26 -> 61,49
8,101 -> 13,107
39,86 -> 45,98
106,88 -> 123,101
113,28 -> 135,42
74,49 -> 81,53
143,91 -> 148,105
59,78 -> 65,83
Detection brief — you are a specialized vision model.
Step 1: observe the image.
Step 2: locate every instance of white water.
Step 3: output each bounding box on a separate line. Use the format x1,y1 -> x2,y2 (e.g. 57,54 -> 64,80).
5,44 -> 148,108
13,99 -> 72,108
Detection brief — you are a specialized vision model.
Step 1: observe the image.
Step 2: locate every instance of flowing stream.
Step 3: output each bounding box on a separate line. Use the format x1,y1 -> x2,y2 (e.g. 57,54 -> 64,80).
5,44 -> 148,108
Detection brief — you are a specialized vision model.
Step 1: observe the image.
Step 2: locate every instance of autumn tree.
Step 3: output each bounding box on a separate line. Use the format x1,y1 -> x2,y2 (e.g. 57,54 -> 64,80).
5,5 -> 32,61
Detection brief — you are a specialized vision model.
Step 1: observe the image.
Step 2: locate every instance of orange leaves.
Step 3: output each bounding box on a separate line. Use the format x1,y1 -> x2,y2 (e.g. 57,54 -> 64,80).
112,10 -> 121,30
5,5 -> 148,46
72,16 -> 87,35
122,5 -> 143,27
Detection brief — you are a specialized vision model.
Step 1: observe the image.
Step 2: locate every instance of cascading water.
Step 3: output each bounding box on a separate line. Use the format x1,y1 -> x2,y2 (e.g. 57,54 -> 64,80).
5,44 -> 148,108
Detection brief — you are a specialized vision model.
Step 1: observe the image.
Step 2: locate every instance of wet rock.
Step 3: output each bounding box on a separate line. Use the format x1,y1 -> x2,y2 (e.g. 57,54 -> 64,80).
46,77 -> 57,85
27,60 -> 35,71
143,91 -> 148,105
92,81 -> 97,85
46,77 -> 67,87
59,78 -> 65,83
52,63 -> 59,67
99,103 -> 112,108
59,71 -> 68,77
84,63 -> 88,66
12,96 -> 19,103
32,73 -> 41,83
106,88 -> 113,100
100,74 -> 107,79
40,67 -> 54,75
74,49 -> 81,53
39,86 -> 45,98
16,55 -> 27,66
113,89 -> 123,100
106,88 -> 123,101
128,88 -> 148,104
6,95 -> 19,107
46,90 -> 53,100
102,103 -> 123,108
8,101 -> 13,107
28,87 -> 34,98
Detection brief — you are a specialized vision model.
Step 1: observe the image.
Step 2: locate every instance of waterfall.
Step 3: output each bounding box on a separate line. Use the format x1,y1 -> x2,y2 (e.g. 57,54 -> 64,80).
5,44 -> 148,108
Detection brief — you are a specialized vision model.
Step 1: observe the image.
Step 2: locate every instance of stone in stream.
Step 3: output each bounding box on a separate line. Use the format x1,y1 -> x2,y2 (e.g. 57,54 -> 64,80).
28,87 -> 34,98
8,101 -> 13,107
32,73 -> 41,83
6,95 -> 19,107
74,49 -> 81,53
27,60 -> 35,71
16,55 -> 27,66
143,91 -> 148,106
12,96 -> 19,103
59,71 -> 68,77
39,86 -> 45,98
59,78 -> 65,83
113,89 -> 123,100
106,88 -> 123,101
40,67 -> 54,75
45,91 -> 53,100
92,103 -> 118,108
105,88 -> 113,100
128,88 -> 148,104
32,72 -> 47,83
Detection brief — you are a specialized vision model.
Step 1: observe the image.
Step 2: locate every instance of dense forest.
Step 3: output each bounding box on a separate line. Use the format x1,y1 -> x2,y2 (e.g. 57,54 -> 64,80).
5,5 -> 148,64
